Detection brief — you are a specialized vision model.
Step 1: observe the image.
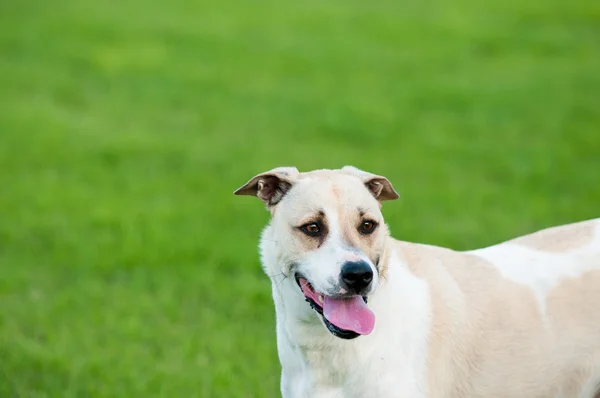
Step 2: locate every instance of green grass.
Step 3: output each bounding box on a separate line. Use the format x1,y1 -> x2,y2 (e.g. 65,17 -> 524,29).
0,0 -> 599,396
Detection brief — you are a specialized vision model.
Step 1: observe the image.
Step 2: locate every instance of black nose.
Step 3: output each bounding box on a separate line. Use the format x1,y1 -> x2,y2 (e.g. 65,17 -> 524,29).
340,261 -> 373,294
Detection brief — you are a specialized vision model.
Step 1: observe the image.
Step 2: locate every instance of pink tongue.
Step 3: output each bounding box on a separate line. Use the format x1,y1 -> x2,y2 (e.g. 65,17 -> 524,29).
323,296 -> 375,335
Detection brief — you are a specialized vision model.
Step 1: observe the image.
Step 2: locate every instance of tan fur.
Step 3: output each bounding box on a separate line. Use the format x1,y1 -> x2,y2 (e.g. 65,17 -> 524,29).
546,268 -> 600,397
510,220 -> 596,252
392,220 -> 600,397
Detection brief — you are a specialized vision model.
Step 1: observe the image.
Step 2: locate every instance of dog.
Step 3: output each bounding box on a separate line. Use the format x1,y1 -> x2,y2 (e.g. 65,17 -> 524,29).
234,166 -> 600,398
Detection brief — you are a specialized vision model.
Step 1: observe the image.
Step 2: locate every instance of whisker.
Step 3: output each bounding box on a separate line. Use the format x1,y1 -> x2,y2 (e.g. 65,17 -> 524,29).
265,272 -> 290,289
278,275 -> 288,289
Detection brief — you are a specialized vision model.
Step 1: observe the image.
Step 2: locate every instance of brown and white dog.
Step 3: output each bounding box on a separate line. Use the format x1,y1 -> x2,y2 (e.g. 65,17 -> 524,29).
234,166 -> 600,398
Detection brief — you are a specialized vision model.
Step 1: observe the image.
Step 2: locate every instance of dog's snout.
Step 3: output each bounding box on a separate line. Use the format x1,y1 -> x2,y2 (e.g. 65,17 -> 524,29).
340,261 -> 373,294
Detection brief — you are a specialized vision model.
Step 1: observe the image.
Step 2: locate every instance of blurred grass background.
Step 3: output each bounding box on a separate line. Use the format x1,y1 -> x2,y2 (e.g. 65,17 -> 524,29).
0,0 -> 599,396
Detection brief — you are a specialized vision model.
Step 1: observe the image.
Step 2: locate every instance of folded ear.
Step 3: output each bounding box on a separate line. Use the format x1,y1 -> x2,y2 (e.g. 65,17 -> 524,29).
233,167 -> 300,206
342,166 -> 399,201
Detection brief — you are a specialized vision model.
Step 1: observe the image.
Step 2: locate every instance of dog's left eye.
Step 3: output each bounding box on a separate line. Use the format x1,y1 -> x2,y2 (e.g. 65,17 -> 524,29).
359,220 -> 377,234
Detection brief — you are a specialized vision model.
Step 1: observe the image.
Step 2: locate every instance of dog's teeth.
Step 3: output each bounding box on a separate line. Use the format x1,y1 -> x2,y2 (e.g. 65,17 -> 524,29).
318,295 -> 324,303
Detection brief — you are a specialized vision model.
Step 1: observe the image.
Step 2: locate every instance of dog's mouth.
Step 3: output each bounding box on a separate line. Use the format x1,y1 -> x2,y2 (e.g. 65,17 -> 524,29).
295,275 -> 375,340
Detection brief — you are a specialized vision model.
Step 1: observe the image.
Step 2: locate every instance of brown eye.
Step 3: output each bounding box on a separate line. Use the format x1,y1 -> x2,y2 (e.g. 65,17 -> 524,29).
300,223 -> 322,237
359,220 -> 377,234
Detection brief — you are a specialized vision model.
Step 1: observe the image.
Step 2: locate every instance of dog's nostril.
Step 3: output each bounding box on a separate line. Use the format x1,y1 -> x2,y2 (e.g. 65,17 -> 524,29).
340,261 -> 374,293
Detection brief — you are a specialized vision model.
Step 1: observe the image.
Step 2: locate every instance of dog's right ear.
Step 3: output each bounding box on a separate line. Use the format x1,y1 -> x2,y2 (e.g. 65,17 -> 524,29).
233,167 -> 300,207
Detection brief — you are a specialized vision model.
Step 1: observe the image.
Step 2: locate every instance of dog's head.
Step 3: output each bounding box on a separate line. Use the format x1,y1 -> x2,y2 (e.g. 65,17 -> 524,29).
234,166 -> 399,339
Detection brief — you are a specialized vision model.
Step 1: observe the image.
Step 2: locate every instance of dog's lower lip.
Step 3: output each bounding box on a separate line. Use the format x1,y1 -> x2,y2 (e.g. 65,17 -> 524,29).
324,317 -> 361,339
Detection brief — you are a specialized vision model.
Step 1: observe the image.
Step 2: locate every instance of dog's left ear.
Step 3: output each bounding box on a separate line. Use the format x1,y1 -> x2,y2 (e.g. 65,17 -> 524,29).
233,167 -> 300,207
342,166 -> 399,201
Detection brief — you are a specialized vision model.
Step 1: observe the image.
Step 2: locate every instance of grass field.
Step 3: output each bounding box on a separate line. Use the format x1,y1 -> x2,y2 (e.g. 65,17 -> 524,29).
1,0 -> 599,396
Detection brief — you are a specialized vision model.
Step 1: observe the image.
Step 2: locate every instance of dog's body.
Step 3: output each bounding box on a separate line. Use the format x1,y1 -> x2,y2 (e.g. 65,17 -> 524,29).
235,166 -> 600,398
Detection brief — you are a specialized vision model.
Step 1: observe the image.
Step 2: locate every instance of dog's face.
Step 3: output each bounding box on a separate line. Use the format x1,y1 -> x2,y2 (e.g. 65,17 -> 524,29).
235,166 -> 399,339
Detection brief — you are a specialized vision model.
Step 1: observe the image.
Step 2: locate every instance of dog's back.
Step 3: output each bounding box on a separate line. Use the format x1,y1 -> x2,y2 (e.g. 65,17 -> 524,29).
505,218 -> 600,253
402,218 -> 600,397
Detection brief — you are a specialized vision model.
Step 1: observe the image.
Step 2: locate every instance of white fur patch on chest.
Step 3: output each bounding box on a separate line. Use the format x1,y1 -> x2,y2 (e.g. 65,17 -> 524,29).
338,250 -> 431,398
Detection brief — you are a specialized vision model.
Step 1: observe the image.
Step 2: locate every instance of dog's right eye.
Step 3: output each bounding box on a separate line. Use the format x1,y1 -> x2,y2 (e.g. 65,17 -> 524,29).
300,223 -> 321,237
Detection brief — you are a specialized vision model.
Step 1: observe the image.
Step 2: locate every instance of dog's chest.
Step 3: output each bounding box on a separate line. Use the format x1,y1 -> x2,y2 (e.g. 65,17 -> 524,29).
282,338 -> 422,398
